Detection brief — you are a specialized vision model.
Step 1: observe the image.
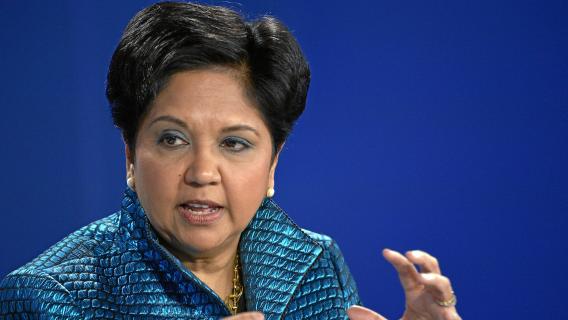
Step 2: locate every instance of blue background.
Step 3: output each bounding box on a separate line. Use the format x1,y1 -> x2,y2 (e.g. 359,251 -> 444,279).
1,1 -> 567,319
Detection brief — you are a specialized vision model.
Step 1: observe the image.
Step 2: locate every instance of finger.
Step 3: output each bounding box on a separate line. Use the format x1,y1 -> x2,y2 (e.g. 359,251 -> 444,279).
405,250 -> 441,274
382,248 -> 421,291
222,311 -> 264,320
419,273 -> 454,302
347,305 -> 388,320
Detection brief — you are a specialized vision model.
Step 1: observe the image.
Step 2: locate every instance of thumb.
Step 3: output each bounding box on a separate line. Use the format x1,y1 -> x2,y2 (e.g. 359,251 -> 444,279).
222,311 -> 264,320
347,305 -> 388,320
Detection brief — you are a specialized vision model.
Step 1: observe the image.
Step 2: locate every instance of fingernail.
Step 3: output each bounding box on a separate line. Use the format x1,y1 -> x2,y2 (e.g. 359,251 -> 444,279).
410,250 -> 423,258
422,273 -> 435,281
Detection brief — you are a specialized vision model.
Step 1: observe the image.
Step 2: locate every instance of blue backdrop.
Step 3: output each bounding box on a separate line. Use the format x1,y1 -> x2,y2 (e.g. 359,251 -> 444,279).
1,1 -> 567,319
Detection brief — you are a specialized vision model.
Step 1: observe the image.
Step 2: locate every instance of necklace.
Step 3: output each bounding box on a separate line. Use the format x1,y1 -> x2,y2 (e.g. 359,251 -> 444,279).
224,253 -> 243,315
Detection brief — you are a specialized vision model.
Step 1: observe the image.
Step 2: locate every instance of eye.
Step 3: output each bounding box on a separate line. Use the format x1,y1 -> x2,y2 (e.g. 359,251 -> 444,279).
220,137 -> 252,153
158,132 -> 188,147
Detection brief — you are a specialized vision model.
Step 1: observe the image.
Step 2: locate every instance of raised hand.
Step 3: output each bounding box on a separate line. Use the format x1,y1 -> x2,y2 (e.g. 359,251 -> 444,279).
348,249 -> 461,320
222,312 -> 264,320
385,248 -> 460,320
347,305 -> 388,320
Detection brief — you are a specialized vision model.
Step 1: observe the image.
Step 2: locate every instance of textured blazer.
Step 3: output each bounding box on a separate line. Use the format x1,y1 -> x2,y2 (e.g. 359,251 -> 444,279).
0,189 -> 360,319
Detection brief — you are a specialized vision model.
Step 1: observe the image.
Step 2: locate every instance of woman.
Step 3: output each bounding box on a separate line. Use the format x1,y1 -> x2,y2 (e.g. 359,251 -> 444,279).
0,2 -> 460,319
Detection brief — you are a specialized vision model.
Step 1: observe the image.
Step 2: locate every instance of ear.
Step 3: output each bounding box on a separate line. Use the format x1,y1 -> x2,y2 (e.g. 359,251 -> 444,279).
268,143 -> 284,190
125,143 -> 134,178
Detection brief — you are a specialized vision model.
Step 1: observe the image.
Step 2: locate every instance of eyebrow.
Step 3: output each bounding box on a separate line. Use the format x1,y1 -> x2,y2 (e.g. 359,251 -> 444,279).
148,115 -> 260,137
148,115 -> 188,129
221,124 -> 260,137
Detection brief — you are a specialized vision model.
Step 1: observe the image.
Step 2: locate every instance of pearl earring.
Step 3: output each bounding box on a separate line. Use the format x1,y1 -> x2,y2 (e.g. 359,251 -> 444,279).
266,187 -> 275,198
127,177 -> 135,190
127,164 -> 135,190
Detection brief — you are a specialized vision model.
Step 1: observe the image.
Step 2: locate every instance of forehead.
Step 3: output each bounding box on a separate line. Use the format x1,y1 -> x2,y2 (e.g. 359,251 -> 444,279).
145,69 -> 266,129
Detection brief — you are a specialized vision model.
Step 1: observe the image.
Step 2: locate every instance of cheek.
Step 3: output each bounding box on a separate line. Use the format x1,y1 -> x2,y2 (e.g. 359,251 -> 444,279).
135,150 -> 183,214
223,161 -> 272,223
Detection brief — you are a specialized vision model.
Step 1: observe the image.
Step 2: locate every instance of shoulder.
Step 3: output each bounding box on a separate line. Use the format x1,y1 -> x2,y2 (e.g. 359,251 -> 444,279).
300,229 -> 354,280
20,212 -> 120,271
0,268 -> 84,317
0,212 -> 120,316
301,228 -> 355,283
291,228 -> 362,311
301,228 -> 345,259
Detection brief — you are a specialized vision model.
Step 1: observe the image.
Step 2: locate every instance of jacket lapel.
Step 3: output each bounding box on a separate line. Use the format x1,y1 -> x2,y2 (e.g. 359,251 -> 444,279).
239,198 -> 323,318
121,189 -> 323,318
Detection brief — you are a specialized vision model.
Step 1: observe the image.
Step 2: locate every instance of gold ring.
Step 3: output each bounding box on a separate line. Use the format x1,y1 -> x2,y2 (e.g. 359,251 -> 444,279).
435,291 -> 457,308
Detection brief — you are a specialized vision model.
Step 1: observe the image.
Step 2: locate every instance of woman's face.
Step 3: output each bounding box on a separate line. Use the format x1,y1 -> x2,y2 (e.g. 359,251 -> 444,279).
128,68 -> 278,259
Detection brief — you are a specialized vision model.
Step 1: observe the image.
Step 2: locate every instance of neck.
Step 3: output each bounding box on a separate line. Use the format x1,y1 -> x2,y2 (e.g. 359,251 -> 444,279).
185,251 -> 237,300
159,237 -> 239,301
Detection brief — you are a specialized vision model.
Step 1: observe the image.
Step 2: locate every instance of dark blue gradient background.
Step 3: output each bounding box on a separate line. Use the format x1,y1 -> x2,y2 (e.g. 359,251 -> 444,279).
1,1 -> 566,318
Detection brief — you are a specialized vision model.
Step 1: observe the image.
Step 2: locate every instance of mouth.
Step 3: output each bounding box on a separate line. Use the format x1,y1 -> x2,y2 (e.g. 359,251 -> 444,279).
178,200 -> 224,225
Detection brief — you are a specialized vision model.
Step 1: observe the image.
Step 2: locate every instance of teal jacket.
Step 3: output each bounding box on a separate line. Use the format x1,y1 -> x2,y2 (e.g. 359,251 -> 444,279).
0,189 -> 360,319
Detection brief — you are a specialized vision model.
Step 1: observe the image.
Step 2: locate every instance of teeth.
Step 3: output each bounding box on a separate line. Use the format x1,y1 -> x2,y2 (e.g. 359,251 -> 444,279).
188,203 -> 210,209
181,204 -> 219,216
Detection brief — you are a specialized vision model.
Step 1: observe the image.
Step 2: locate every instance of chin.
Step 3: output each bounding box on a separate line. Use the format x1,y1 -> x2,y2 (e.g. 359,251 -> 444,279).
178,229 -> 238,256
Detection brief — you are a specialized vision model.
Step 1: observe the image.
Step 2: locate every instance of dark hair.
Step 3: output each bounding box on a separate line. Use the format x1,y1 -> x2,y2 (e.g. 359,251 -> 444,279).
106,1 -> 310,156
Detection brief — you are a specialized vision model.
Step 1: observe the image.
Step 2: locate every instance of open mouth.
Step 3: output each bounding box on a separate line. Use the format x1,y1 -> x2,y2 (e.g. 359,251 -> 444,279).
179,203 -> 221,214
178,200 -> 223,224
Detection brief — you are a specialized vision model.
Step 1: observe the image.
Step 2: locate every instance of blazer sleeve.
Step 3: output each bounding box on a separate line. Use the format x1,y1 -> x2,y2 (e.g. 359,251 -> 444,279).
0,269 -> 84,319
327,239 -> 362,308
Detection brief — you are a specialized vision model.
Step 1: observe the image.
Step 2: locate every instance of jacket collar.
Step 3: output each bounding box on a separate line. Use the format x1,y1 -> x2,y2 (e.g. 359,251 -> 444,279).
239,198 -> 323,317
118,189 -> 323,317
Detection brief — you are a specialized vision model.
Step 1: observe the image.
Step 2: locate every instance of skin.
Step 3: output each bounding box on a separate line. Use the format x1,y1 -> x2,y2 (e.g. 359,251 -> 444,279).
126,68 -> 279,300
125,68 -> 460,320
228,250 -> 462,320
346,249 -> 462,320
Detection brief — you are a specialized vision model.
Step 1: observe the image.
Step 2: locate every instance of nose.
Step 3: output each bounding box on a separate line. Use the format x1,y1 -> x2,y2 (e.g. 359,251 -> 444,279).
184,148 -> 221,187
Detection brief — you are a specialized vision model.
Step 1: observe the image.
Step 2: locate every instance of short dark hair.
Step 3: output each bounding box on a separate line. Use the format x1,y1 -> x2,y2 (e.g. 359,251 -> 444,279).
106,1 -> 310,156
